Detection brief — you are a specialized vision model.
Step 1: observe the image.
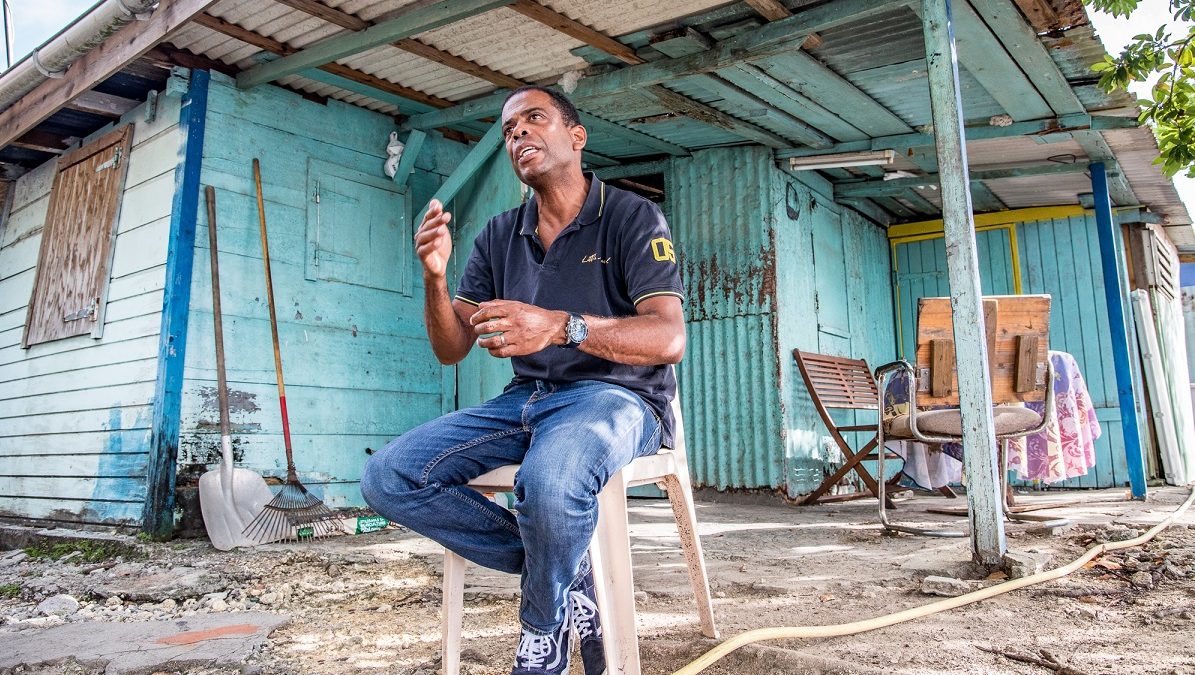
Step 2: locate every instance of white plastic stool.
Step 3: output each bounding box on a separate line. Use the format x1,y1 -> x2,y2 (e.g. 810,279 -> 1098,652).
441,400 -> 718,675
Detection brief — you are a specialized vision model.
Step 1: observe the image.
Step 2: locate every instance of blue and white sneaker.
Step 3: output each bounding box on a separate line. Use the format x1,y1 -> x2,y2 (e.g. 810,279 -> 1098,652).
511,604 -> 572,675
570,562 -> 607,675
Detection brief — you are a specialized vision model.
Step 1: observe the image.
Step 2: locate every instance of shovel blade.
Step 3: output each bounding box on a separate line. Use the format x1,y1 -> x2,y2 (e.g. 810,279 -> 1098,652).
199,466 -> 277,550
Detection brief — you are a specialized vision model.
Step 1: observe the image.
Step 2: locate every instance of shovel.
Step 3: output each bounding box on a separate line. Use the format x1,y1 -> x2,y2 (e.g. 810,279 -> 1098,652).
199,185 -> 277,551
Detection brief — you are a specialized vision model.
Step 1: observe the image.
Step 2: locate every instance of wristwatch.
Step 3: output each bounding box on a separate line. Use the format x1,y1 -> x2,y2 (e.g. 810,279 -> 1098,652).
561,312 -> 588,349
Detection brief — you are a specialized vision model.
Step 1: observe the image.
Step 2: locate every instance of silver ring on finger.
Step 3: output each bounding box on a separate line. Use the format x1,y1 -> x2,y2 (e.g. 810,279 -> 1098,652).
499,333 -> 506,347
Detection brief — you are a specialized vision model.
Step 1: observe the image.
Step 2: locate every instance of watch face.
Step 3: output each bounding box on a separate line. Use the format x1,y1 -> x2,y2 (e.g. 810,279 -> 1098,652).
567,314 -> 588,344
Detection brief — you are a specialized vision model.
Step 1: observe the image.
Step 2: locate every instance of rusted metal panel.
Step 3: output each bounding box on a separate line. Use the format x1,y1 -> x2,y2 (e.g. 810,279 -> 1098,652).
668,146 -> 785,492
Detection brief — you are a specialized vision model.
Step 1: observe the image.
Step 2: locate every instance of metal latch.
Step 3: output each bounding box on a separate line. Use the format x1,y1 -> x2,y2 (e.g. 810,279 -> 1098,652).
95,147 -> 122,172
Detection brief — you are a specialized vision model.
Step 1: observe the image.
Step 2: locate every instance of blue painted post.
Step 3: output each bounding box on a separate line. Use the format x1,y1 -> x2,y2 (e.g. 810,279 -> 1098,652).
1090,162 -> 1147,499
144,69 -> 210,538
921,0 -> 1006,564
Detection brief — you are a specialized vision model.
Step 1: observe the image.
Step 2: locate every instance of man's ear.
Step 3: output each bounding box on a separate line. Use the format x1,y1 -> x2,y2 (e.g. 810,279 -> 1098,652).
571,124 -> 587,152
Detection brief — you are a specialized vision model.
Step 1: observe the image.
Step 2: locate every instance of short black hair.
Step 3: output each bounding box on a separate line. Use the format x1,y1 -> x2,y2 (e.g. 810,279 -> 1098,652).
502,85 -> 581,127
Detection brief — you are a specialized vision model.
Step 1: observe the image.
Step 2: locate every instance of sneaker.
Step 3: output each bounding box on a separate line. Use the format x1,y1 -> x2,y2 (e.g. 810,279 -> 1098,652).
569,563 -> 607,675
511,606 -> 572,675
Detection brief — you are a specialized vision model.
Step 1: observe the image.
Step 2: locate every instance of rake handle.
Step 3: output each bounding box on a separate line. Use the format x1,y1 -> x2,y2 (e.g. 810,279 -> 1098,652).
253,159 -> 297,480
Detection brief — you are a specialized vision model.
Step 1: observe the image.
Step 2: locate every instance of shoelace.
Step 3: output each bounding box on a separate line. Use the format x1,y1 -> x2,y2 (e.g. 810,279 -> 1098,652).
569,590 -> 602,641
515,632 -> 553,667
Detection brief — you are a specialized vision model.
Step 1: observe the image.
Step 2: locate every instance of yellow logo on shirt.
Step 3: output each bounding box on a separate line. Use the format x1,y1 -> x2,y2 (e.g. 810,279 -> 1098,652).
650,238 -> 675,263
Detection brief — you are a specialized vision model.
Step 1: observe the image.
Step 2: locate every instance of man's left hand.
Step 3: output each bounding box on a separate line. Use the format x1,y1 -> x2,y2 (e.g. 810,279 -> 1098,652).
471,300 -> 566,358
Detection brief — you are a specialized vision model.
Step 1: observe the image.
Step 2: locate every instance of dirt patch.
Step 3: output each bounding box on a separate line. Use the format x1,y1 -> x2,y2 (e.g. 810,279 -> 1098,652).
1,488 -> 1194,674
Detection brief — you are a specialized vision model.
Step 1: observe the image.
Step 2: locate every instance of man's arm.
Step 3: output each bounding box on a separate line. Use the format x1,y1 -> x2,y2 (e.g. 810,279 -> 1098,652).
415,199 -> 475,365
469,295 -> 685,365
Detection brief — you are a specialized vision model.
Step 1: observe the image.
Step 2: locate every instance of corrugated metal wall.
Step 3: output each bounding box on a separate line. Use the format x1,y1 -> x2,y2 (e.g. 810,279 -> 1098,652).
667,148 -> 895,497
668,147 -> 785,492
0,95 -> 184,525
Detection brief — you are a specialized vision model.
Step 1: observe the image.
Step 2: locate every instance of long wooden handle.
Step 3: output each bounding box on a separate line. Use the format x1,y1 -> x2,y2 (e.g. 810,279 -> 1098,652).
205,186 -> 232,441
253,159 -> 297,478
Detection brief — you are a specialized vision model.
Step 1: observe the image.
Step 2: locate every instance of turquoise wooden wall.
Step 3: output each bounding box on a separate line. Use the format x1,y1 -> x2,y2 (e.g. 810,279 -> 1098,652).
178,72 -> 473,508
1017,214 -> 1131,488
447,150 -> 522,411
774,172 -> 896,498
890,213 -> 1137,489
0,94 -> 183,525
666,146 -> 895,499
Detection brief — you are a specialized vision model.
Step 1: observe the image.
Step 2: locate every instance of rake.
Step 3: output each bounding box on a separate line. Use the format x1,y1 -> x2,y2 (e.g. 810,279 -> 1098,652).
242,158 -> 342,544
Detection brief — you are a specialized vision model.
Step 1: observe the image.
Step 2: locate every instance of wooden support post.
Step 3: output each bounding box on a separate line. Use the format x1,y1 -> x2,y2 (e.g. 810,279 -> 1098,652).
392,129 -> 427,190
144,70 -> 211,539
1091,162 -> 1148,499
921,0 -> 1006,565
420,121 -> 503,221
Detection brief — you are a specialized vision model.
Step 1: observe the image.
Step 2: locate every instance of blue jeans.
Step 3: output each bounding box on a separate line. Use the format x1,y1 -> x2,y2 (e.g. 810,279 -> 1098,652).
360,379 -> 662,634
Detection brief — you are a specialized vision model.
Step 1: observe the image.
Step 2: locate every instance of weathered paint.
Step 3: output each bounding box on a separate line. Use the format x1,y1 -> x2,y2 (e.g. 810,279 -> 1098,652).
891,210 -> 1150,490
177,72 -> 473,509
1091,163 -> 1147,498
775,169 -> 896,497
0,86 -> 184,526
145,69 -> 211,537
664,146 -> 893,498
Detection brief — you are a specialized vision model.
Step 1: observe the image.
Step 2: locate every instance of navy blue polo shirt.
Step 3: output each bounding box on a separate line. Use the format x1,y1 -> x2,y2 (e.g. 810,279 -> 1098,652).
454,173 -> 684,446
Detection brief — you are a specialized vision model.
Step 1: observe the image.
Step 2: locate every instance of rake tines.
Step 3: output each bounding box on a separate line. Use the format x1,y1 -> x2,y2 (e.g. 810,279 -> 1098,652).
242,482 -> 343,543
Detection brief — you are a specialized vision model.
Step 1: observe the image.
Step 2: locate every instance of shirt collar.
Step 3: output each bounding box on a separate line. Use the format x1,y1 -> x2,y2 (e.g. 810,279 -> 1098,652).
518,172 -> 606,237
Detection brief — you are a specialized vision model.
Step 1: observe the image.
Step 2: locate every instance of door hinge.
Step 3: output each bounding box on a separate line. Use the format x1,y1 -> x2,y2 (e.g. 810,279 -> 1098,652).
64,299 -> 98,322
95,147 -> 122,173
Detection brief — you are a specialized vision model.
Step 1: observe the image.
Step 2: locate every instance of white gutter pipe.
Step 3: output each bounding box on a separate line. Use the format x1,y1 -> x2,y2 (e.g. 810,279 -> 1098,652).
0,0 -> 158,112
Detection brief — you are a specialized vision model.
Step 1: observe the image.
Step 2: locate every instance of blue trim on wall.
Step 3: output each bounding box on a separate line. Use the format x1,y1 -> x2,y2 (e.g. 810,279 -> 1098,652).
143,69 -> 210,537
1091,162 -> 1147,499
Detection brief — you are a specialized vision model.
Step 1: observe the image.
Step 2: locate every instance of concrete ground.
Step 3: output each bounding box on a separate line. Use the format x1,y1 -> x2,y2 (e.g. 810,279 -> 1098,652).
1,486 -> 1193,674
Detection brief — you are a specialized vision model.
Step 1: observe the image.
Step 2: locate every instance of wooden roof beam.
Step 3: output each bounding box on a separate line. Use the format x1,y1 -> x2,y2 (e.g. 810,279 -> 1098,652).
406,0 -> 905,130
268,0 -> 524,89
509,0 -> 644,65
834,161 -> 1103,199
0,0 -> 220,150
503,0 -> 818,148
236,0 -> 513,89
776,113 -> 1141,158
65,90 -> 140,118
194,13 -> 453,110
12,130 -> 74,154
741,0 -> 823,48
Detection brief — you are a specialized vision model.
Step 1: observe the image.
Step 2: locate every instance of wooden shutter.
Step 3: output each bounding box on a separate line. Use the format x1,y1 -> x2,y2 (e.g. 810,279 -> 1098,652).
22,126 -> 133,347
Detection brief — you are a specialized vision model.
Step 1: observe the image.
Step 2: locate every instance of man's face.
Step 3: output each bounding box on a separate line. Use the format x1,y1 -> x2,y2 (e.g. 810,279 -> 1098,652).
500,90 -> 586,185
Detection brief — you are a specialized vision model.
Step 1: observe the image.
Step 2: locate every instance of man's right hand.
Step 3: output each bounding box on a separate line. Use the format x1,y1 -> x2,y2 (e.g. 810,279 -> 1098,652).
415,199 -> 453,279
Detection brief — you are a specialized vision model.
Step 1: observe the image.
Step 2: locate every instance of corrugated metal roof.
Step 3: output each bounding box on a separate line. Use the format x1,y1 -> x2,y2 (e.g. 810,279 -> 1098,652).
7,0 -> 1191,231
1104,127 -> 1194,244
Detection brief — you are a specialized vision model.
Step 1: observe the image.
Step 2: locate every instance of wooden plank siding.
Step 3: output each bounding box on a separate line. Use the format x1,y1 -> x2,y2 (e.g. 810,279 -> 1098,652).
0,93 -> 184,526
889,212 -> 1137,490
177,72 -> 466,508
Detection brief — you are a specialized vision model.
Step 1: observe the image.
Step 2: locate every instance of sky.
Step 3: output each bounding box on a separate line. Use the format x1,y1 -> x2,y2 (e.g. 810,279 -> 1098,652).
2,0 -> 1192,205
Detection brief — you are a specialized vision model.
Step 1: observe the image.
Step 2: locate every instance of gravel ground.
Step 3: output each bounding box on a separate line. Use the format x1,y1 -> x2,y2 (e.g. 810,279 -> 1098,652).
1,487 -> 1194,674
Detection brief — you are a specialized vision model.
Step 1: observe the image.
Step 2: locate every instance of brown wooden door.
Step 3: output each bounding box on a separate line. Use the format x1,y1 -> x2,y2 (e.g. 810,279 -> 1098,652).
23,125 -> 133,347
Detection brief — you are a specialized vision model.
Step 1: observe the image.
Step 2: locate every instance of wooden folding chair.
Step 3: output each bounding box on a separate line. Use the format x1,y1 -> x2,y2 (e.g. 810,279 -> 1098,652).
874,295 -> 1063,537
793,350 -> 957,508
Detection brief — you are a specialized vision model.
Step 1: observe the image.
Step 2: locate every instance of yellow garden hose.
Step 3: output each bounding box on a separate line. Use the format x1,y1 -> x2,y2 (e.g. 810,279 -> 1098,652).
672,486 -> 1195,675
